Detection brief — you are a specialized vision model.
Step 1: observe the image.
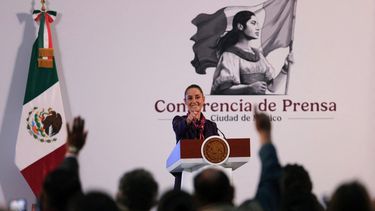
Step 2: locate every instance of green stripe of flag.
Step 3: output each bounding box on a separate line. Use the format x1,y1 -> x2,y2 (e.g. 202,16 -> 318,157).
23,39 -> 58,105
37,14 -> 45,49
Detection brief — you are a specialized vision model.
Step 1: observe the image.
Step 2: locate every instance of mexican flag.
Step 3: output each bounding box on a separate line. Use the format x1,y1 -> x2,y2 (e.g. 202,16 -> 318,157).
15,9 -> 67,196
191,0 -> 297,74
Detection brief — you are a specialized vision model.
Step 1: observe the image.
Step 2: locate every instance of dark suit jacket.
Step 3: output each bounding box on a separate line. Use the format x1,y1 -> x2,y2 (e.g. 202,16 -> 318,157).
59,156 -> 79,175
172,114 -> 218,143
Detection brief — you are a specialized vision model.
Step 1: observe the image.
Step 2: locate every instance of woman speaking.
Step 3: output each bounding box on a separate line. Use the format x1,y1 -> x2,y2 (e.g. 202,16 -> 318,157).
172,84 -> 219,189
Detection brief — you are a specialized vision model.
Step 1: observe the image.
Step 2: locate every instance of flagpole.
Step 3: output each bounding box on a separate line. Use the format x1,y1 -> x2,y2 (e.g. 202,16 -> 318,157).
285,0 -> 297,95
41,0 -> 46,11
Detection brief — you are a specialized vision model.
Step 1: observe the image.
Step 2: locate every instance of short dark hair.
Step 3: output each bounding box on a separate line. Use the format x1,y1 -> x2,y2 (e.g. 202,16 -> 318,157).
69,191 -> 119,211
282,164 -> 312,193
327,181 -> 372,211
157,189 -> 197,211
193,168 -> 233,206
42,168 -> 82,211
184,84 -> 204,99
117,169 -> 158,211
281,164 -> 324,211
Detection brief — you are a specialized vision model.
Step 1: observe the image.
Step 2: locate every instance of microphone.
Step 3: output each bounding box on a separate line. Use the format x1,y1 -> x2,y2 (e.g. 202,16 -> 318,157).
217,127 -> 227,140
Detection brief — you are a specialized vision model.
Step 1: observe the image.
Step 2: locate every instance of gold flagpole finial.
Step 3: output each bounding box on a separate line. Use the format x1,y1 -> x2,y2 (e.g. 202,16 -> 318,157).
41,0 -> 46,11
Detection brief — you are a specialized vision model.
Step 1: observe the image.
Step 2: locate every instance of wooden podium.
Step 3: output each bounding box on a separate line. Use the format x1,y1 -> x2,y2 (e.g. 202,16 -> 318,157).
166,136 -> 250,192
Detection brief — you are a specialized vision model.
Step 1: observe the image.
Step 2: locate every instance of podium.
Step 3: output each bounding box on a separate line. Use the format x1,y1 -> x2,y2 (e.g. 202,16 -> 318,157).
166,136 -> 250,192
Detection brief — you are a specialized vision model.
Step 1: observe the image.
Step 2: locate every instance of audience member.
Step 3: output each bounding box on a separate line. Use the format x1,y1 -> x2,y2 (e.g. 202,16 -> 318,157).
327,181 -> 372,211
193,167 -> 235,211
33,114 -> 375,211
40,168 -> 82,211
116,169 -> 158,211
238,112 -> 282,211
157,189 -> 197,211
59,116 -> 88,174
39,116 -> 87,211
68,191 -> 119,211
280,164 -> 324,211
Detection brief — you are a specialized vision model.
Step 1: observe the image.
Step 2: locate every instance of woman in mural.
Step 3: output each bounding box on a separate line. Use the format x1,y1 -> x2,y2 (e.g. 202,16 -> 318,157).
211,10 -> 293,95
172,84 -> 219,189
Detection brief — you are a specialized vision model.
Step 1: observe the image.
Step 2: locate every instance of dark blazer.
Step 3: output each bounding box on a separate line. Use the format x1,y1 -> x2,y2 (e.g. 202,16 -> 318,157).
171,114 -> 219,190
172,114 -> 218,143
59,156 -> 79,173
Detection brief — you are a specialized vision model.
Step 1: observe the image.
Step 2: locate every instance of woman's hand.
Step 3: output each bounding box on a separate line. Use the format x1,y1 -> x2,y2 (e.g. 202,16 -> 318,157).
247,81 -> 267,94
186,108 -> 200,124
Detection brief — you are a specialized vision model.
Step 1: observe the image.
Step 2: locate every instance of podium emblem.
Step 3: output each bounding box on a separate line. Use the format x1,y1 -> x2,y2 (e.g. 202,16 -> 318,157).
201,136 -> 230,165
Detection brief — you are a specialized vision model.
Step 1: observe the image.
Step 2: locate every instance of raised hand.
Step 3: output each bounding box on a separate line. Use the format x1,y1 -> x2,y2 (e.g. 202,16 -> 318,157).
186,108 -> 200,124
66,116 -> 88,154
254,110 -> 271,145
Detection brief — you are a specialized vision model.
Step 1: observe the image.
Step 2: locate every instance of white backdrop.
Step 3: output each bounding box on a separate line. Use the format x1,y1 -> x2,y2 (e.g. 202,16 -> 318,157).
1,0 -> 375,209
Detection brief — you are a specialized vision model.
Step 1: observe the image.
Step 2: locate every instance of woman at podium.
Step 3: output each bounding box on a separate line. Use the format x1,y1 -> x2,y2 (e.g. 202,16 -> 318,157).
172,84 -> 219,189
173,84 -> 218,142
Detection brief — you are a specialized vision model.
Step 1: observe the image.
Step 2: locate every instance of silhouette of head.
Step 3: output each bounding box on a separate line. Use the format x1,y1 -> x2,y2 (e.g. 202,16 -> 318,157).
117,169 -> 158,211
281,164 -> 324,211
193,168 -> 234,206
327,181 -> 372,211
157,189 -> 197,211
41,168 -> 82,211
69,191 -> 119,211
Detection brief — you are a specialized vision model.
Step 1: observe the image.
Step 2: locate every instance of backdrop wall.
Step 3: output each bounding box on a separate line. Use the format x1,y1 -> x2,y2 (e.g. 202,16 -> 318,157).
1,0 -> 375,209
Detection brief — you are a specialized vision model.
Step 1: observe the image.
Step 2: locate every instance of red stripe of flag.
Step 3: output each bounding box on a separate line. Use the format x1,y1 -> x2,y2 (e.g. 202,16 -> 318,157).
20,144 -> 66,196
